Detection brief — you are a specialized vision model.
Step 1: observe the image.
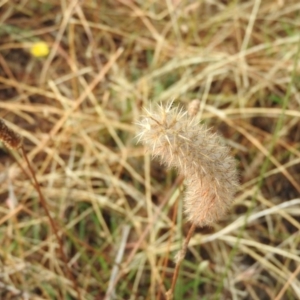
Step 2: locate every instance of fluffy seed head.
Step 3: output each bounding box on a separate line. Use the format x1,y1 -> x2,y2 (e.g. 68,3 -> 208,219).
0,119 -> 23,150
136,102 -> 239,227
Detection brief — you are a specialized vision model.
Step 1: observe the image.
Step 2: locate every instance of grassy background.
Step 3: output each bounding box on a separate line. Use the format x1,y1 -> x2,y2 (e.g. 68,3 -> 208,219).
1,0 -> 300,299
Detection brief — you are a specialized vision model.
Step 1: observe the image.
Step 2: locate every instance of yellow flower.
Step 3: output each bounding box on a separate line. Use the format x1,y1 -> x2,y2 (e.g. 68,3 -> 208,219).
30,41 -> 49,57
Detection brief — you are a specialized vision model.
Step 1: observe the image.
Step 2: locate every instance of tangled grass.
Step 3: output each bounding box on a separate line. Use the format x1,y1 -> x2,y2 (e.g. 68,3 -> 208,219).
1,1 -> 300,299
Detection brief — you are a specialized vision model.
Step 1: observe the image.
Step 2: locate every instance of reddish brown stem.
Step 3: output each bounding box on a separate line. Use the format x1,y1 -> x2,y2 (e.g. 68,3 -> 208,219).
21,147 -> 81,300
166,222 -> 197,300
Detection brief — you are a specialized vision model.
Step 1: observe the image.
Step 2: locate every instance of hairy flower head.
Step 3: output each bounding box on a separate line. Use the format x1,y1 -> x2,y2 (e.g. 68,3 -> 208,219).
136,102 -> 239,226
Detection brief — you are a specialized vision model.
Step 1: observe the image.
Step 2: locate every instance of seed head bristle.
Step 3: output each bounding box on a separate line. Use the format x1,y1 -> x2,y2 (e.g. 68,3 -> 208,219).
0,119 -> 23,150
136,102 -> 239,227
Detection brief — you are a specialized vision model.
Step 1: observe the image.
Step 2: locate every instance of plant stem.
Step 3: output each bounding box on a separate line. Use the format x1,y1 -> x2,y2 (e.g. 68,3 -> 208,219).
21,147 -> 81,300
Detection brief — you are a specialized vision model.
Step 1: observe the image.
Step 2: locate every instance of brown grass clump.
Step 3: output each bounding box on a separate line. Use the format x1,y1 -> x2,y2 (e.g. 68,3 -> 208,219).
0,119 -> 22,149
136,102 -> 239,227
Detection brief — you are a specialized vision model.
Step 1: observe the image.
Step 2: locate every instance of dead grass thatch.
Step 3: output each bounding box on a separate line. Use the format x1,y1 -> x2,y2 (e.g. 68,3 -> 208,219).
0,1 -> 300,299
